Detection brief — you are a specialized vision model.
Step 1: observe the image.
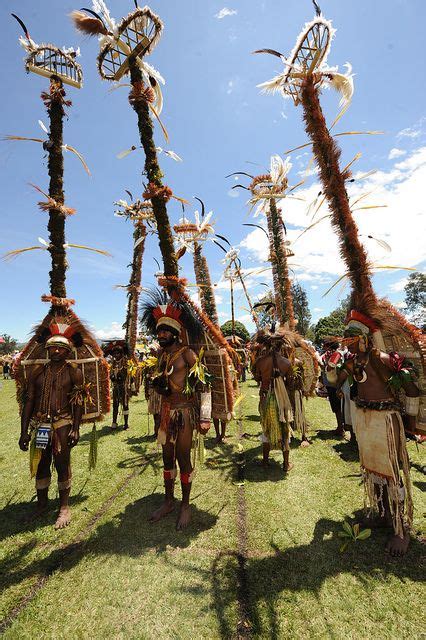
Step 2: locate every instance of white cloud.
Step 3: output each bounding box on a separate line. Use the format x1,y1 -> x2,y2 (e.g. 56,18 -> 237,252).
389,277 -> 408,293
93,322 -> 125,341
239,146 -> 426,298
313,307 -> 323,313
227,79 -> 234,94
397,126 -> 421,139
215,7 -> 237,19
394,301 -> 406,309
227,188 -> 240,198
388,148 -> 406,160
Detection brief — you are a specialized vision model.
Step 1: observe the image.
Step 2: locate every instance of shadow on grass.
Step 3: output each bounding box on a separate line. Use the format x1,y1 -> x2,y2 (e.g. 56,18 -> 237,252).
332,441 -> 360,463
207,517 -> 425,639
204,440 -> 236,483
413,481 -> 426,492
243,414 -> 261,422
78,424 -> 123,443
0,493 -> 218,603
0,493 -> 89,543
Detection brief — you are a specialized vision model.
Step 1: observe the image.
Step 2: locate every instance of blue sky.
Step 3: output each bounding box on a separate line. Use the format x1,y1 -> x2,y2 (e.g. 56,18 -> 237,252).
1,0 -> 425,341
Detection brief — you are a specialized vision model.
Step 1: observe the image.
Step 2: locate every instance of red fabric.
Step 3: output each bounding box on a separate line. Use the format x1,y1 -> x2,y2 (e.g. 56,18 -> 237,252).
180,472 -> 192,485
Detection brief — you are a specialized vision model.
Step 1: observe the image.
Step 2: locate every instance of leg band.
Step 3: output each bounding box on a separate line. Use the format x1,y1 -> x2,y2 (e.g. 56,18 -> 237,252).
123,410 -> 130,416
180,471 -> 194,485
36,477 -> 51,490
58,478 -> 72,491
164,468 -> 177,481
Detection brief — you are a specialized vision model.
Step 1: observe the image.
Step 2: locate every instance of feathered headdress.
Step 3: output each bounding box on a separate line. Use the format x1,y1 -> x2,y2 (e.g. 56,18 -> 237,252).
35,315 -> 84,351
140,288 -> 203,342
102,339 -> 130,356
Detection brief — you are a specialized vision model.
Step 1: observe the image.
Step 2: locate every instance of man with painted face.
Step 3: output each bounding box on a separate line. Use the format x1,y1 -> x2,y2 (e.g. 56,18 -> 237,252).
19,324 -> 84,529
341,310 -> 419,557
141,290 -> 211,531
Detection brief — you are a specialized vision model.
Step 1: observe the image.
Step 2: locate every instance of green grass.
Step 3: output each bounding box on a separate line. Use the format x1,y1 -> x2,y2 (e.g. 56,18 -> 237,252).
0,377 -> 424,639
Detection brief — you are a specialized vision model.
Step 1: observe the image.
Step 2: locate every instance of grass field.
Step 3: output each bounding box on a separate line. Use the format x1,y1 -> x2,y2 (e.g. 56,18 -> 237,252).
0,376 -> 424,639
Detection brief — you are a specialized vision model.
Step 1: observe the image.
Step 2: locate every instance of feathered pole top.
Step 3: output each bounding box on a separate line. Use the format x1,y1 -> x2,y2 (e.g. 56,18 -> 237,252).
12,14 -> 83,88
173,198 -> 215,256
71,1 -> 164,107
254,11 -> 354,126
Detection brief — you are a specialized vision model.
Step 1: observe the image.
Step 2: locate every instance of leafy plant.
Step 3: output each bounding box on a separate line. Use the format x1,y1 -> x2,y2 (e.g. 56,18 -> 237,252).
338,521 -> 371,552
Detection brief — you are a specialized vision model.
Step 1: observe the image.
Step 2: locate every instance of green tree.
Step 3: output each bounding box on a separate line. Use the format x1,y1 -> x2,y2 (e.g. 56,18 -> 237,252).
255,283 -> 312,335
220,320 -> 250,343
313,296 -> 350,346
291,282 -> 312,335
404,272 -> 426,329
0,334 -> 18,356
255,290 -> 275,330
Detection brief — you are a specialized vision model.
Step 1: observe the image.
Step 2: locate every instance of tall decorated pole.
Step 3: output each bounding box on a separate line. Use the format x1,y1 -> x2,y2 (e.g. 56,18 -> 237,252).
6,16 -> 110,490
173,202 -> 240,430
114,195 -> 155,354
103,195 -> 155,430
173,200 -> 219,325
73,1 -> 235,424
254,3 -> 425,414
72,3 -> 179,280
231,155 -> 296,329
229,159 -> 319,411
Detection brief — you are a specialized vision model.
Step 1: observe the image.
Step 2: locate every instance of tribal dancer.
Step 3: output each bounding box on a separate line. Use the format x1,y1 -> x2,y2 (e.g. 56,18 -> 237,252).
8,15 -> 109,530
341,312 -> 419,556
19,322 -> 89,528
229,156 -> 318,445
103,340 -> 132,430
173,202 -> 237,444
141,290 -> 212,530
252,331 -> 294,472
256,2 -> 425,554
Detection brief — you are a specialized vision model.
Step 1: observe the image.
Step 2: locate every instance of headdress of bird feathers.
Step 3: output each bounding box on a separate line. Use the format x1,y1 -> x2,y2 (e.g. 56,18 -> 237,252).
12,14 -> 83,89
102,339 -> 130,356
14,306 -> 110,421
140,288 -> 204,343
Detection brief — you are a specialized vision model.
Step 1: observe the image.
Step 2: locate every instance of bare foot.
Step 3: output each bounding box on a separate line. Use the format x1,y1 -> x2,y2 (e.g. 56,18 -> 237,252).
361,513 -> 392,529
24,503 -> 48,524
149,500 -> 175,523
385,532 -> 410,557
176,504 -> 191,531
300,439 -> 311,448
54,507 -> 71,530
333,428 -> 346,438
283,462 -> 294,473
